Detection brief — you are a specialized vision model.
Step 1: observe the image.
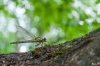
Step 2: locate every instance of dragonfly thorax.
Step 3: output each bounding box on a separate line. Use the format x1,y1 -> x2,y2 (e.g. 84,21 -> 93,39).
34,37 -> 46,42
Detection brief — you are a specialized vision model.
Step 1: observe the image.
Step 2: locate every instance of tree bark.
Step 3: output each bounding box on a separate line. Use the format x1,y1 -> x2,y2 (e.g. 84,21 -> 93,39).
0,28 -> 100,66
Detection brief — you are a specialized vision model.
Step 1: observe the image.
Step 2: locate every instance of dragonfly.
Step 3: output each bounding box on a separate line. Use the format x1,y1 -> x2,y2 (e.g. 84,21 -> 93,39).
10,25 -> 46,48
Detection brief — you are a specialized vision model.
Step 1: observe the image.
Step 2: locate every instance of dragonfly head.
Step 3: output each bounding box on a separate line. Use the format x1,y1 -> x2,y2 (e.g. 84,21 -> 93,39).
43,38 -> 46,42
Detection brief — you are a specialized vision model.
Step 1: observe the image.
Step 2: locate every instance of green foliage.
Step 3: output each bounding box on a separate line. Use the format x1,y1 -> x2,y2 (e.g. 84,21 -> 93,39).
0,0 -> 100,53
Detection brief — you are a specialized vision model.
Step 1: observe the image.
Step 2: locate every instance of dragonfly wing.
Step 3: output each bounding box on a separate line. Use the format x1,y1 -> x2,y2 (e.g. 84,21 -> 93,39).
16,25 -> 36,40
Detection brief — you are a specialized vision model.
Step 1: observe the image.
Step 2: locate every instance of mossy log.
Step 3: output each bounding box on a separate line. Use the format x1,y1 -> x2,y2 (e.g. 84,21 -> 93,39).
0,28 -> 100,66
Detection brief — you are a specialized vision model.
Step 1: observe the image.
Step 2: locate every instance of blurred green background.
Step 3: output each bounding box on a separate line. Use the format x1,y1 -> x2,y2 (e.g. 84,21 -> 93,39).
0,0 -> 100,53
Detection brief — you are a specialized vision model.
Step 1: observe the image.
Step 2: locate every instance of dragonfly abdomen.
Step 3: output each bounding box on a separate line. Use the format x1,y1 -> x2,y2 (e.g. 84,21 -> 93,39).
10,40 -> 34,44
10,38 -> 46,44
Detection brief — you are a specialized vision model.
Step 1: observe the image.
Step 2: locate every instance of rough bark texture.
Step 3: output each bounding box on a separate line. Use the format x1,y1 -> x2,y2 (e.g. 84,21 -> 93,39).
0,28 -> 100,66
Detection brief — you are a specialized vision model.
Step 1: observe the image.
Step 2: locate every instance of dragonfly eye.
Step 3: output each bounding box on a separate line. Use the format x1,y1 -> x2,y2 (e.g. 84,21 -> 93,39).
43,38 -> 46,42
